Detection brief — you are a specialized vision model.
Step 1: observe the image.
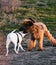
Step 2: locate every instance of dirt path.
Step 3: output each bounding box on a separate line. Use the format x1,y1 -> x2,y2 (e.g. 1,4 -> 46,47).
0,32 -> 56,65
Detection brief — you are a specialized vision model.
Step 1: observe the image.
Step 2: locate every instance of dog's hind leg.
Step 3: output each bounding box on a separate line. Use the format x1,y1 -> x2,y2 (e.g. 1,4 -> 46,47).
14,43 -> 18,54
5,40 -> 10,56
17,44 -> 19,52
37,31 -> 44,51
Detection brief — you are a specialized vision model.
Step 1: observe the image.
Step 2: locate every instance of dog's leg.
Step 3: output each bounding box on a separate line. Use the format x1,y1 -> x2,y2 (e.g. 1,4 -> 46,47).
19,44 -> 25,51
5,40 -> 10,56
28,39 -> 36,51
17,44 -> 19,52
37,32 -> 44,51
14,43 -> 18,54
6,45 -> 9,56
17,43 -> 25,52
33,40 -> 36,48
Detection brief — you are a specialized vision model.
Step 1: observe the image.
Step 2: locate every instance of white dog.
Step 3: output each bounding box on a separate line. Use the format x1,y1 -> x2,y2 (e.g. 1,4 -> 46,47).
5,30 -> 26,56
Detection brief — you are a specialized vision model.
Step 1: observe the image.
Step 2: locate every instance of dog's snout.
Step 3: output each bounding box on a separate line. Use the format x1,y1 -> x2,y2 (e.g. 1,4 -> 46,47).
19,27 -> 25,31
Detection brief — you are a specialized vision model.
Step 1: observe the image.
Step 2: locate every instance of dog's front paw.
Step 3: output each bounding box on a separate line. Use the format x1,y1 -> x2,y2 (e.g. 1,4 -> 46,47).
16,51 -> 18,54
37,47 -> 44,51
22,49 -> 25,52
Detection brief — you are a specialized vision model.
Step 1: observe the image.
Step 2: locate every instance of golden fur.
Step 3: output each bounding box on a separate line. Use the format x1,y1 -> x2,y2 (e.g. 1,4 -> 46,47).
19,18 -> 56,51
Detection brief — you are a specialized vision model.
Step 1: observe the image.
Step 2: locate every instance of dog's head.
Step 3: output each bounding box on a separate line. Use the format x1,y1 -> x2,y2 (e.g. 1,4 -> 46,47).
19,18 -> 35,33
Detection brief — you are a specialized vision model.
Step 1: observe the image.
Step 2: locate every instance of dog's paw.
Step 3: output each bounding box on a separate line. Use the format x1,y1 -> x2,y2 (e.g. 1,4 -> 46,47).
5,54 -> 8,56
37,48 -> 44,51
16,51 -> 18,54
23,50 -> 25,52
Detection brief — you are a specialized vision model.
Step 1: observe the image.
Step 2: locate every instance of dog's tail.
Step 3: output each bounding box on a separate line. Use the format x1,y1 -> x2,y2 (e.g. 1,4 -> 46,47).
11,29 -> 16,33
44,29 -> 56,45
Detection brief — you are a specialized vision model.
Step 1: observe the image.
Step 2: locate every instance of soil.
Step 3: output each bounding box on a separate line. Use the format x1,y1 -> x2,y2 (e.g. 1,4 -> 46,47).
0,32 -> 56,65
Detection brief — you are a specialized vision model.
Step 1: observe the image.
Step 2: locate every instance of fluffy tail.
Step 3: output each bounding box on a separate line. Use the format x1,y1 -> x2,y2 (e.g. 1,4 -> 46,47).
44,29 -> 56,45
11,29 -> 16,33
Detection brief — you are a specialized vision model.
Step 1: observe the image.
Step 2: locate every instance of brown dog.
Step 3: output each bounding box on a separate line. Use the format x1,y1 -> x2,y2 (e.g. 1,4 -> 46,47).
19,18 -> 56,51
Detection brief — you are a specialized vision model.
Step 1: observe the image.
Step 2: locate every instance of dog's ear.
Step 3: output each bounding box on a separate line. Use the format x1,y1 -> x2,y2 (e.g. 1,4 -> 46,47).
28,18 -> 35,23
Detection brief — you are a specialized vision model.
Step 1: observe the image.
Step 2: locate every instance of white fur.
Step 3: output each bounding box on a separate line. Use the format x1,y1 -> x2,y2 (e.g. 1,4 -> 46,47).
5,30 -> 26,56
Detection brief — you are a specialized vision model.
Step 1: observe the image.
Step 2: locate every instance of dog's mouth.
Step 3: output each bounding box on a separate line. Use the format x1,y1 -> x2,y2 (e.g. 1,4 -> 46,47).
23,30 -> 28,33
19,27 -> 27,33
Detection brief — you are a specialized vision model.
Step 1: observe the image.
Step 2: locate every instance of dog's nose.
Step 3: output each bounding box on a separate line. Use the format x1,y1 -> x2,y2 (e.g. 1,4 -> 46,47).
19,27 -> 25,31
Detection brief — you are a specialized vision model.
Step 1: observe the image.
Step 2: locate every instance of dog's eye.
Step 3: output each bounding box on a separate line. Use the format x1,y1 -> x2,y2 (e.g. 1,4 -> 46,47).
26,22 -> 33,26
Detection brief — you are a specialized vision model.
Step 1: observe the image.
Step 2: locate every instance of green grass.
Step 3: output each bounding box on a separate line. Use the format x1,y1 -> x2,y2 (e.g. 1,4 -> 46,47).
0,0 -> 56,33
0,22 -> 20,34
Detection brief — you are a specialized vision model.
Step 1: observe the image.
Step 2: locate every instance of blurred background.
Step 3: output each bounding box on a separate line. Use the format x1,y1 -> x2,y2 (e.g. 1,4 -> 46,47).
0,1 -> 56,62
0,0 -> 56,34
